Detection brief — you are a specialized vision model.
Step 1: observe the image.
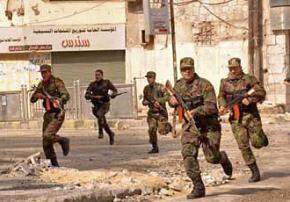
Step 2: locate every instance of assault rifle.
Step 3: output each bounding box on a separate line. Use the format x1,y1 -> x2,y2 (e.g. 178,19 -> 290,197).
90,91 -> 127,101
30,85 -> 64,117
165,80 -> 201,136
42,86 -> 64,113
145,96 -> 167,113
222,88 -> 255,121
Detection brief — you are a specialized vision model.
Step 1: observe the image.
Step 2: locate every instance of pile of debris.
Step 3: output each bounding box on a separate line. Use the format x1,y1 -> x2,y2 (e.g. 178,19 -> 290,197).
39,168 -> 167,199
2,152 -> 51,176
1,153 -> 234,201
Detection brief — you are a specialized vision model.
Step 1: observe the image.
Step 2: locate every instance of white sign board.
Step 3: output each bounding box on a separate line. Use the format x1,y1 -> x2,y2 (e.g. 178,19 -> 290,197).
143,0 -> 170,35
0,24 -> 125,53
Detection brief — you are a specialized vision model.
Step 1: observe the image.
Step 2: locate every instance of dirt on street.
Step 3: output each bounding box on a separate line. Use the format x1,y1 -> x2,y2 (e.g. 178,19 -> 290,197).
0,113 -> 290,201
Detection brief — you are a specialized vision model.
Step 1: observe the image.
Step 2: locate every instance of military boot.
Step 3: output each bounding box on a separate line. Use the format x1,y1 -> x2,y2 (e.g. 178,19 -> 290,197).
148,144 -> 159,154
104,123 -> 115,145
187,175 -> 205,199
98,125 -> 104,139
108,132 -> 115,145
262,134 -> 269,147
220,151 -> 233,178
50,157 -> 59,167
56,136 -> 70,156
98,132 -> 104,139
248,162 -> 261,183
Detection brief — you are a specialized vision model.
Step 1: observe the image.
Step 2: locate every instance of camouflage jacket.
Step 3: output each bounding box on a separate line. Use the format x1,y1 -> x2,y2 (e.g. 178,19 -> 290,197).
30,75 -> 70,111
142,82 -> 169,115
174,73 -> 219,117
218,72 -> 266,111
85,79 -> 117,105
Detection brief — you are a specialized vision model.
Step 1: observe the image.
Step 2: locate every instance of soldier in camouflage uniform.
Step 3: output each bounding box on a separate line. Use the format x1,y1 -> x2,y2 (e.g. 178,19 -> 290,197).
85,69 -> 117,145
218,57 -> 268,183
142,71 -> 172,154
30,64 -> 70,167
169,57 -> 233,199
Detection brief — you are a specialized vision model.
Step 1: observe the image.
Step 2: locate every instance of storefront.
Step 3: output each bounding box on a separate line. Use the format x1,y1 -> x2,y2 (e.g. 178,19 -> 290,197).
0,24 -> 126,91
52,50 -> 125,87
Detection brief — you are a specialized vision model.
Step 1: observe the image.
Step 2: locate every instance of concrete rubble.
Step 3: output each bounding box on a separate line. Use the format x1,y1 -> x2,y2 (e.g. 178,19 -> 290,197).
1,152 -> 234,201
2,152 -> 50,176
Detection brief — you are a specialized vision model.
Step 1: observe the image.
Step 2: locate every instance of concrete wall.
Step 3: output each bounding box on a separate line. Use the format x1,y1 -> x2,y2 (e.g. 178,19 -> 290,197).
262,0 -> 290,110
127,0 -> 249,105
0,0 -> 125,26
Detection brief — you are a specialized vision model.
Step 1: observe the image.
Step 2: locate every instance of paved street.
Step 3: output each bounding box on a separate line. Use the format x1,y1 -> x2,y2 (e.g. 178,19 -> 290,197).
0,116 -> 290,201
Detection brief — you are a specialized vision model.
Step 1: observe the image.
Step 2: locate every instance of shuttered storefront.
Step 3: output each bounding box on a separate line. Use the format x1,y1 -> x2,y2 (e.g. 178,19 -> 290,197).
51,50 -> 125,87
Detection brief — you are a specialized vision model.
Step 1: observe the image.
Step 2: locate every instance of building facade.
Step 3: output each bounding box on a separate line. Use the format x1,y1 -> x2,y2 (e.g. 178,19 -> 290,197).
0,0 -> 289,113
0,0 -> 126,91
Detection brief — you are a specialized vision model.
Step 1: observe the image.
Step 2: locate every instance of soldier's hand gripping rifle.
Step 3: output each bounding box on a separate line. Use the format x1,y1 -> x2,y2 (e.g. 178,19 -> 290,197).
145,95 -> 167,113
165,80 -> 201,136
41,86 -> 64,112
29,85 -> 65,118
220,88 -> 255,121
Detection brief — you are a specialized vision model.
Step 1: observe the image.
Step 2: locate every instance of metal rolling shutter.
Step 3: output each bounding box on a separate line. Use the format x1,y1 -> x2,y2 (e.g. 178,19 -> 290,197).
51,50 -> 125,87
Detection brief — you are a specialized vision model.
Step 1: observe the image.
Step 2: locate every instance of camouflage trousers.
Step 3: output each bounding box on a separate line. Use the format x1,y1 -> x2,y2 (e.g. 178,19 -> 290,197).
92,103 -> 113,135
181,124 -> 223,180
42,111 -> 65,159
147,113 -> 172,146
230,112 -> 268,165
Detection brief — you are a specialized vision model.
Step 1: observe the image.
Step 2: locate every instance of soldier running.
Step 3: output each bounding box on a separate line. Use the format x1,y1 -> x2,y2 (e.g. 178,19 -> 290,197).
30,64 -> 70,167
169,57 -> 233,199
218,57 -> 268,183
85,69 -> 117,145
142,71 -> 172,153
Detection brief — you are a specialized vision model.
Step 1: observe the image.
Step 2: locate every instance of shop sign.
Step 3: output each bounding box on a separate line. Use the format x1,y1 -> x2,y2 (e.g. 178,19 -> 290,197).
0,24 -> 125,53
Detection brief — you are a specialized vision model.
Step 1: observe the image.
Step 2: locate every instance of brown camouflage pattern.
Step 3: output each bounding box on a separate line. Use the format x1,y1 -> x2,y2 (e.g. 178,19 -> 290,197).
174,74 -> 225,180
143,82 -> 171,145
30,76 -> 70,159
218,72 -> 268,165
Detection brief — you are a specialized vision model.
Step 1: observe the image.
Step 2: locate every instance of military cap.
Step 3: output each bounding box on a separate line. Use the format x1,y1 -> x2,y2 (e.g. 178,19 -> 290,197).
228,57 -> 241,68
39,64 -> 52,72
145,71 -> 156,78
180,57 -> 194,69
